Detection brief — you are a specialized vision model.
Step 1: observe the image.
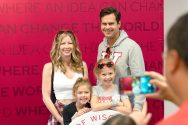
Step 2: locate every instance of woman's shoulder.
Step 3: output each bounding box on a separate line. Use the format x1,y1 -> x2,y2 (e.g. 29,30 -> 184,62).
43,62 -> 53,72
82,61 -> 87,66
44,62 -> 52,68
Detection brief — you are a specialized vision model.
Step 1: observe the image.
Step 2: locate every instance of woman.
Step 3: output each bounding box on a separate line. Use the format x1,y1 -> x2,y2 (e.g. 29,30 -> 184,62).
42,30 -> 88,125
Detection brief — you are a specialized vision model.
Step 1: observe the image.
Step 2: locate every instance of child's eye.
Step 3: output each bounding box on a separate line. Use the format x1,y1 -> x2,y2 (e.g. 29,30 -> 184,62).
102,74 -> 106,76
68,42 -> 73,44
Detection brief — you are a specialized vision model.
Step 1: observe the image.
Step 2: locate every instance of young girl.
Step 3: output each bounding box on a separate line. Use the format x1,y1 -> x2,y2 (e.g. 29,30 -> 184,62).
91,58 -> 132,114
63,78 -> 92,125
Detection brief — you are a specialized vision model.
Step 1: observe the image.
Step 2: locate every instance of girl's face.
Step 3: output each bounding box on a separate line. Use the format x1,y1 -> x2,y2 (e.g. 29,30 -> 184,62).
75,85 -> 91,105
98,67 -> 115,86
60,35 -> 74,57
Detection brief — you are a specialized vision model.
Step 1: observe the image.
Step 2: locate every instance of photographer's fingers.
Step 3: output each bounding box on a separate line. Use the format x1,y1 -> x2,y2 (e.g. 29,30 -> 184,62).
145,92 -> 163,100
149,79 -> 167,89
145,71 -> 165,81
145,79 -> 167,100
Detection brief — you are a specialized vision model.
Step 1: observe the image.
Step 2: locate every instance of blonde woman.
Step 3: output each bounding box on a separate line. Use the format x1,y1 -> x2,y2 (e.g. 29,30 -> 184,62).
42,30 -> 88,125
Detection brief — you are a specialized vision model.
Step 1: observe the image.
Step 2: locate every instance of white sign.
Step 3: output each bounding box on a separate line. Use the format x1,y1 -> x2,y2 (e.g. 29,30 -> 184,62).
69,110 -> 122,125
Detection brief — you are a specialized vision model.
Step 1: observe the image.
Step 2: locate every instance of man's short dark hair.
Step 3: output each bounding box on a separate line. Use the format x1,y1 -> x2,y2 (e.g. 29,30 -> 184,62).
167,13 -> 188,67
100,6 -> 121,23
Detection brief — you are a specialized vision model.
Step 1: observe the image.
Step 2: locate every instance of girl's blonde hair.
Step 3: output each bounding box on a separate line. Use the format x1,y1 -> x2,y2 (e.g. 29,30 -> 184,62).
93,58 -> 116,78
72,77 -> 92,97
50,30 -> 83,73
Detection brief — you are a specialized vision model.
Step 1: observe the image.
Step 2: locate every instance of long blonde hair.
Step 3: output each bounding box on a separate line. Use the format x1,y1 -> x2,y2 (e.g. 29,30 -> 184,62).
50,30 -> 83,73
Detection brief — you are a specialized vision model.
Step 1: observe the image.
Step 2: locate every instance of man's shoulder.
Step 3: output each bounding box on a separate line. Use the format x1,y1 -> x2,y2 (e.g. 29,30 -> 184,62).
122,37 -> 138,46
117,38 -> 140,51
98,39 -> 106,47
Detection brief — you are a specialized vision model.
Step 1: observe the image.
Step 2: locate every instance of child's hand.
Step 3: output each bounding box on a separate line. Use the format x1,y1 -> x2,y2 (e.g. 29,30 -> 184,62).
72,108 -> 91,120
77,107 -> 91,117
110,102 -> 123,110
117,102 -> 123,106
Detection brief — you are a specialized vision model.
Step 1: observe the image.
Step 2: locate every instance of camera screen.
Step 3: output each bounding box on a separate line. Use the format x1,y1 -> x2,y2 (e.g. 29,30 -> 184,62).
119,76 -> 156,94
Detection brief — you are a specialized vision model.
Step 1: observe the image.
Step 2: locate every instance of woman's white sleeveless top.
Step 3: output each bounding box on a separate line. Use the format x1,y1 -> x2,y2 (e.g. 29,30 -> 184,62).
53,69 -> 83,100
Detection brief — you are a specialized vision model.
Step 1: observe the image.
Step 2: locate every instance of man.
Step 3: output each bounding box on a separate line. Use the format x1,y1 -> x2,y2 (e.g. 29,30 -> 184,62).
97,7 -> 145,112
146,13 -> 188,125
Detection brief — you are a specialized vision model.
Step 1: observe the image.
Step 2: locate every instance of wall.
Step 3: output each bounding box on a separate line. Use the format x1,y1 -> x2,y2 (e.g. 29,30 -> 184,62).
0,0 -> 163,124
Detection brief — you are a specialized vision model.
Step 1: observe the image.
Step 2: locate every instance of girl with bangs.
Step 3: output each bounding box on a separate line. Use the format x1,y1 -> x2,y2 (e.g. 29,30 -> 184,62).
91,58 -> 132,114
63,78 -> 92,125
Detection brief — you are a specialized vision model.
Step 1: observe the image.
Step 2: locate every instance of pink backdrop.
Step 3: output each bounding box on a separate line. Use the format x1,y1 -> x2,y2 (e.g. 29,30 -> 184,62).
0,0 -> 163,125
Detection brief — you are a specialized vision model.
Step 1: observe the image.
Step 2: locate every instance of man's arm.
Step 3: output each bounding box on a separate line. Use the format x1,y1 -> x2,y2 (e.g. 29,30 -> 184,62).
128,43 -> 146,112
129,43 -> 145,75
